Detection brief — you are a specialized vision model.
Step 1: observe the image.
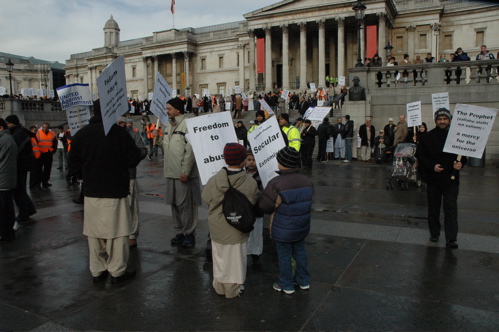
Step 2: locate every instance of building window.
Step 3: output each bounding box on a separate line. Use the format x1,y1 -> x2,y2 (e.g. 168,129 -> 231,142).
476,31 -> 484,47
200,57 -> 206,70
443,34 -> 453,51
395,36 -> 404,52
247,51 -> 250,63
419,34 -> 427,50
219,56 -> 224,69
217,83 -> 225,96
132,66 -> 136,78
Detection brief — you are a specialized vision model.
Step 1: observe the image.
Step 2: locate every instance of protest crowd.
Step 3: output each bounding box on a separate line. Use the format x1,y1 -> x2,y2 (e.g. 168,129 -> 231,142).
1,45 -> 495,299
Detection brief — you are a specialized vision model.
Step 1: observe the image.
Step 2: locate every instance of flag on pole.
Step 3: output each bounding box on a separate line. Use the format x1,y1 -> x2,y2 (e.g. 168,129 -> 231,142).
171,0 -> 175,14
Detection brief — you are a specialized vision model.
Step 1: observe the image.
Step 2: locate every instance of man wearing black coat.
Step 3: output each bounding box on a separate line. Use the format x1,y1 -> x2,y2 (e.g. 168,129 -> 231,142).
298,96 -> 310,117
5,115 -> 37,222
358,118 -> 375,162
415,108 -> 466,249
300,120 -> 317,170
316,117 -> 332,162
68,100 -> 141,284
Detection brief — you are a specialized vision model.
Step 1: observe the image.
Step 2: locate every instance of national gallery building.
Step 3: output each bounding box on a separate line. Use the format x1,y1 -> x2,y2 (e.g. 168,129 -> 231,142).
65,0 -> 499,100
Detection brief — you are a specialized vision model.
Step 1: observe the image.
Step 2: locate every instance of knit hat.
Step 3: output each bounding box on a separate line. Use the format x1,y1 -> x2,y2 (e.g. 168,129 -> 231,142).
276,146 -> 300,168
5,114 -> 20,126
388,118 -> 393,122
434,108 -> 452,121
126,119 -> 133,123
117,116 -> 127,123
167,97 -> 186,113
279,113 -> 290,123
223,143 -> 247,166
255,110 -> 265,118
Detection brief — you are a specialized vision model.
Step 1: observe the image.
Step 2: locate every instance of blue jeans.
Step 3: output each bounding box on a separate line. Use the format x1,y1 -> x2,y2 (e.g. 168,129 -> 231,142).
345,137 -> 353,161
275,239 -> 310,291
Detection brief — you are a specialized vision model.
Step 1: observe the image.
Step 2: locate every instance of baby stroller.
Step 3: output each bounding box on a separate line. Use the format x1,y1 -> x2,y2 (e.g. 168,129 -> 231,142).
387,143 -> 418,190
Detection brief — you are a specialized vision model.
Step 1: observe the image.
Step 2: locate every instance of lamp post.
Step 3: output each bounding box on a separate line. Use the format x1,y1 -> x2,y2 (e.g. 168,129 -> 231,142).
353,0 -> 367,67
6,58 -> 14,96
384,42 -> 394,65
433,25 -> 440,60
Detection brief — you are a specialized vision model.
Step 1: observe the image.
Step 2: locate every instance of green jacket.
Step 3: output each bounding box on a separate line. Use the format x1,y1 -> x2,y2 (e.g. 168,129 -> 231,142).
163,115 -> 198,179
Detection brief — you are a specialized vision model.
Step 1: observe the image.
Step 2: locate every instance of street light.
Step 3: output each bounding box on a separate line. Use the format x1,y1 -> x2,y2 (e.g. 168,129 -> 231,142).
433,24 -> 440,60
353,1 -> 367,67
384,42 -> 394,65
6,58 -> 14,96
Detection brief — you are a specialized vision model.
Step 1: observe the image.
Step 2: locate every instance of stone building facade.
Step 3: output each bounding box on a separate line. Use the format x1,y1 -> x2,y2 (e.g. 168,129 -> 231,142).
65,0 -> 499,99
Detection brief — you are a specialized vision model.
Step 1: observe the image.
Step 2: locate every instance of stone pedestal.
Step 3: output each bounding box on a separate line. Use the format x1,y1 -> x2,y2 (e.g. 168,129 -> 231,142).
343,100 -> 369,160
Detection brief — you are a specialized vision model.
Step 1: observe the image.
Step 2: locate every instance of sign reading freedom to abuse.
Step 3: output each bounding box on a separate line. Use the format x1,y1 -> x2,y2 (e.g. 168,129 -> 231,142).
186,112 -> 238,185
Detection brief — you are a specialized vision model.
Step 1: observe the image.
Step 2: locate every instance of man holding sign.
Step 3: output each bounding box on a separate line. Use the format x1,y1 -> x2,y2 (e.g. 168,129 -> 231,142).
163,97 -> 201,248
415,108 -> 467,249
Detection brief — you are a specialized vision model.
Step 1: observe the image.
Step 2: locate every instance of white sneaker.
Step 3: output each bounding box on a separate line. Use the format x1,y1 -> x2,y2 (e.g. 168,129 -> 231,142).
299,284 -> 310,290
343,160 -> 350,163
13,221 -> 19,231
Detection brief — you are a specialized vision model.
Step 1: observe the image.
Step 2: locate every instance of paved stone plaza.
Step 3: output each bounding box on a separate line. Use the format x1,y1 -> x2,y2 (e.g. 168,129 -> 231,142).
0,146 -> 498,331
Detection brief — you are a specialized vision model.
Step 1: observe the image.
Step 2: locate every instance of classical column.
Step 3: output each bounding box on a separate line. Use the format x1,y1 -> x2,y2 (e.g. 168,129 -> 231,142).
88,66 -> 93,95
281,24 -> 289,89
184,52 -> 190,90
264,26 -> 272,92
171,53 -> 177,94
239,44 -> 245,91
329,33 -> 336,77
248,29 -> 256,92
336,17 -> 345,78
143,57 -> 148,97
153,56 -> 159,82
377,13 -> 387,65
299,22 -> 307,90
432,23 -> 441,58
407,26 -> 416,60
318,19 -> 326,89
146,57 -> 152,94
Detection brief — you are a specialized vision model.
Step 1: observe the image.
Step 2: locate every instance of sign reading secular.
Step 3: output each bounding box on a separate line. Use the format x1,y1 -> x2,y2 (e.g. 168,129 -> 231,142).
186,112 -> 238,185
150,72 -> 173,126
248,116 -> 286,188
443,103 -> 497,158
97,55 -> 127,135
56,83 -> 93,135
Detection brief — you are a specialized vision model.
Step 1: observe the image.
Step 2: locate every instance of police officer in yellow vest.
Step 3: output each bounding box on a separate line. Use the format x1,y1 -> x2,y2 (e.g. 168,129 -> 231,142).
278,113 -> 301,152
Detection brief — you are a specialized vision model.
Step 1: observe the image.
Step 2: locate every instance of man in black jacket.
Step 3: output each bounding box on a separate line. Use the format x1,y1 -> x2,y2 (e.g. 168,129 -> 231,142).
343,115 -> 354,163
298,96 -> 310,117
5,115 -> 37,222
316,117 -> 332,162
415,108 -> 466,249
300,120 -> 317,170
68,100 -> 141,283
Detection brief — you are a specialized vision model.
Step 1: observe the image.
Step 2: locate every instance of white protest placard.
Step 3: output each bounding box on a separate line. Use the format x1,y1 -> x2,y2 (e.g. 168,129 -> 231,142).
49,90 -> 55,98
37,89 -> 43,97
186,112 -> 238,185
56,83 -> 94,135
235,86 -> 241,94
241,93 -> 248,100
150,71 -> 172,126
248,116 -> 286,188
317,101 -> 324,107
339,76 -> 346,86
326,137 -> 334,153
443,103 -> 498,158
406,101 -> 422,127
29,88 -> 36,96
432,92 -> 450,115
280,89 -> 289,100
303,107 -> 314,119
259,98 -> 275,115
307,106 -> 331,122
0,87 -> 5,95
97,55 -> 127,135
310,83 -> 317,92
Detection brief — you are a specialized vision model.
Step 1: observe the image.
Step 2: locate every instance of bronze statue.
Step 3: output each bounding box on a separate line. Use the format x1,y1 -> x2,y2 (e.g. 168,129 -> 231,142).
349,76 -> 366,101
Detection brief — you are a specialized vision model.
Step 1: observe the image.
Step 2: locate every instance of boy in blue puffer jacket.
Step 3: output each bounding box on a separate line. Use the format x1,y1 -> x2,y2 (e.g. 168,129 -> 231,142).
258,146 -> 314,294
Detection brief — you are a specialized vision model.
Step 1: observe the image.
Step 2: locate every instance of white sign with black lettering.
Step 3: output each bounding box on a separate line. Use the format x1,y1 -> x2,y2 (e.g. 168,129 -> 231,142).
432,92 -> 449,115
186,112 -> 238,185
56,83 -> 93,135
97,55 -> 127,135
248,116 -> 286,188
310,83 -> 317,92
259,98 -> 274,115
406,101 -> 422,127
307,106 -> 331,122
443,103 -> 497,158
150,72 -> 172,126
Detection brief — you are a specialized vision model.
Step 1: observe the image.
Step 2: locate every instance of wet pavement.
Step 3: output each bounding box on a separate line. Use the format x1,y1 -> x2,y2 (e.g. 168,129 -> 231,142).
1,142 -> 498,331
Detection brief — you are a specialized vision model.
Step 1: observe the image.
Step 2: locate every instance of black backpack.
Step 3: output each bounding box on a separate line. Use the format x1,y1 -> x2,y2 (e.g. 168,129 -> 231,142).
222,168 -> 256,233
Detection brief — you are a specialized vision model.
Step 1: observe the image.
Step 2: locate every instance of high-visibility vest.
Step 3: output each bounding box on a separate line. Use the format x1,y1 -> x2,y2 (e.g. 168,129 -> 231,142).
146,124 -> 156,139
133,127 -> 139,133
31,137 -> 41,159
36,130 -> 56,153
65,129 -> 72,152
282,125 -> 301,152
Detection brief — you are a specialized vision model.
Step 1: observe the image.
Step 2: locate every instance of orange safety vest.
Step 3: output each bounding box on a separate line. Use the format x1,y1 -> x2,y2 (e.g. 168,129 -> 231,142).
146,124 -> 156,139
31,137 -> 41,159
133,128 -> 139,134
65,129 -> 72,152
36,130 -> 56,153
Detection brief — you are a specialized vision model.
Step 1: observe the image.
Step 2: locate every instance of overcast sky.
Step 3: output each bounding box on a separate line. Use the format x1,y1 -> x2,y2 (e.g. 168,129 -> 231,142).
2,0 -> 278,64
